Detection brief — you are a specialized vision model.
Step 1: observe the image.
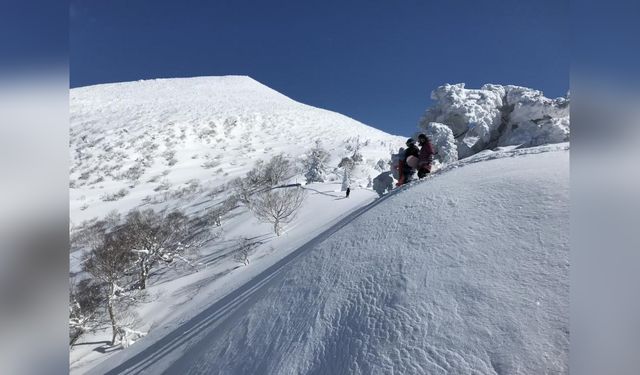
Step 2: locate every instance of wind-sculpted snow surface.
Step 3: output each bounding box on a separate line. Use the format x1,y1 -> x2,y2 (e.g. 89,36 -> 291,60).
419,83 -> 569,158
92,145 -> 569,374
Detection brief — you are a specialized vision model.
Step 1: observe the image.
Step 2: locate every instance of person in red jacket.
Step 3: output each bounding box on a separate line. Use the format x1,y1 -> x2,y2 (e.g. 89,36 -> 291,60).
397,138 -> 420,186
417,133 -> 435,178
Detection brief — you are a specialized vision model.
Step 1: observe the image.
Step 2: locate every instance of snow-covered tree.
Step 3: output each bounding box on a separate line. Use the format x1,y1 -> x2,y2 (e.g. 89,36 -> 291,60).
341,169 -> 350,191
326,137 -> 367,190
303,140 -> 330,184
350,137 -> 363,164
337,155 -> 356,191
250,187 -> 307,236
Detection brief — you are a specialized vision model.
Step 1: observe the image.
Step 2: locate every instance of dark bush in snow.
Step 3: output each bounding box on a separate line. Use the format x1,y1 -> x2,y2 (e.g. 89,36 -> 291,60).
101,188 -> 129,202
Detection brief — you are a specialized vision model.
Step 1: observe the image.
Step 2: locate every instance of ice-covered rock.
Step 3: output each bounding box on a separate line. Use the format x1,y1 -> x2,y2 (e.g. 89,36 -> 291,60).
498,86 -> 570,147
420,122 -> 458,165
372,171 -> 394,197
419,83 -> 569,159
419,83 -> 504,158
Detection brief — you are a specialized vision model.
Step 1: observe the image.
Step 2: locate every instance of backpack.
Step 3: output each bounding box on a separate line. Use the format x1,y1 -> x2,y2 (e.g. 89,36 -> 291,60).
390,148 -> 406,180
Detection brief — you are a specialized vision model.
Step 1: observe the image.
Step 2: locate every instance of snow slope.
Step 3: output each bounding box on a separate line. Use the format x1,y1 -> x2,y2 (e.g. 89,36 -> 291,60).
69,76 -> 406,373
89,144 -> 569,374
70,183 -> 382,374
70,76 -> 405,224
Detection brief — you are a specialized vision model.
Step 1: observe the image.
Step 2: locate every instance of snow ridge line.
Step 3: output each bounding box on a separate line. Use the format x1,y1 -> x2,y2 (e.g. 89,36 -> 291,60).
379,142 -> 569,203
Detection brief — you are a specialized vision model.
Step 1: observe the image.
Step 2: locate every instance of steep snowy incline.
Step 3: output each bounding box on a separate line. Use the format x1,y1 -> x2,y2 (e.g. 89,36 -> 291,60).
91,145 -> 569,374
70,76 -> 404,223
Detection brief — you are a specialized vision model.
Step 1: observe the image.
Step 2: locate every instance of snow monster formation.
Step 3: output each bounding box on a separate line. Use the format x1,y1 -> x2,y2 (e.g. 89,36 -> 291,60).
422,122 -> 458,165
418,83 -> 570,159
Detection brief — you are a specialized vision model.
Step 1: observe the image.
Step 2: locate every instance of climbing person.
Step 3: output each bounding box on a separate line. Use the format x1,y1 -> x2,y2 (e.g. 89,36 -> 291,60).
346,187 -> 351,198
397,138 -> 419,186
417,133 -> 435,178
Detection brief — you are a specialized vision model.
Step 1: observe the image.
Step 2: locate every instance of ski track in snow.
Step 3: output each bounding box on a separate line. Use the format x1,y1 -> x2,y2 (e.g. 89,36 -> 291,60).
90,144 -> 569,375
69,76 -> 407,373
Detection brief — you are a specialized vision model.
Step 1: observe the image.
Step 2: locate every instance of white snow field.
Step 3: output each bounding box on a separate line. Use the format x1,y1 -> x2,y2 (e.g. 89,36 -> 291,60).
87,144 -> 569,375
69,76 -> 406,372
70,77 -> 569,374
70,181 -> 383,374
70,75 -> 405,224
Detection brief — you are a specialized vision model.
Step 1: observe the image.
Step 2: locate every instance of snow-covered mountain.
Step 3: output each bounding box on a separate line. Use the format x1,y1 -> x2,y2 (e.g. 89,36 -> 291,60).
69,77 -> 569,374
69,76 -> 406,373
86,143 -> 570,374
70,76 -> 405,224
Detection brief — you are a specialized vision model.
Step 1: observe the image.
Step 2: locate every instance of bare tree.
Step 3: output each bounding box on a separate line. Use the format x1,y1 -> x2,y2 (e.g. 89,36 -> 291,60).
233,237 -> 262,266
82,231 -> 137,345
123,209 -> 191,290
70,210 -> 120,252
220,195 -> 239,215
69,278 -> 103,346
263,153 -> 292,186
250,187 -> 306,236
244,160 -> 264,185
229,177 -> 253,207
230,154 -> 293,206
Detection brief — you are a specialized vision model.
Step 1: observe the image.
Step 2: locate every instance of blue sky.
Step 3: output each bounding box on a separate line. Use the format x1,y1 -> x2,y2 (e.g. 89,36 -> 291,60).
70,0 -> 569,136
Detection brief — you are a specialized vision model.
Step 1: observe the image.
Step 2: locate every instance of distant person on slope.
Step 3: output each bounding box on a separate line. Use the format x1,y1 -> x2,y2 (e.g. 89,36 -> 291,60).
417,133 -> 435,178
397,138 -> 419,186
346,187 -> 351,198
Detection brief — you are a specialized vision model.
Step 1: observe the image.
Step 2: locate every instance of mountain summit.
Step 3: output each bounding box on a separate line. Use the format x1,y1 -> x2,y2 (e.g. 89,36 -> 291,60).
70,76 -> 404,223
